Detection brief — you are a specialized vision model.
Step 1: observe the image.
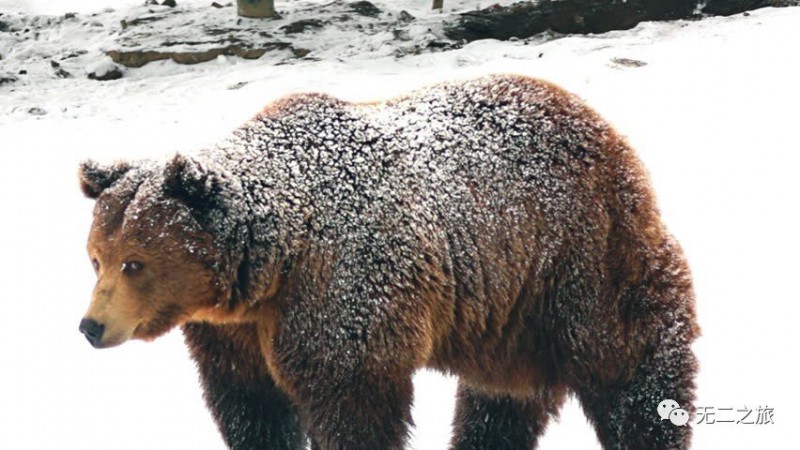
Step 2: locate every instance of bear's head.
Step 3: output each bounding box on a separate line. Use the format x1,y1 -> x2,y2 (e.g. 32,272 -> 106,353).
77,154 -> 246,348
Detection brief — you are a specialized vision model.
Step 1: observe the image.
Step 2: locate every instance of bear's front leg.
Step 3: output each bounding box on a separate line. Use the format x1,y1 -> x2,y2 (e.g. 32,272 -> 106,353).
297,366 -> 414,450
271,316 -> 416,450
271,245 -> 430,450
183,322 -> 306,450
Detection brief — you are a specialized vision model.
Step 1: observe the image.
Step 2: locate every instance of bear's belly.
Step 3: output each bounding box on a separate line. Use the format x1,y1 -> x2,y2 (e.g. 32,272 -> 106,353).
426,287 -> 557,398
427,341 -> 553,397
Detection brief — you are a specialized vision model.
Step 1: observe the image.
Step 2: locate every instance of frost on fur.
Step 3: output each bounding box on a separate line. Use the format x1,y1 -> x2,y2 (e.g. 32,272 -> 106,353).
78,159 -> 133,198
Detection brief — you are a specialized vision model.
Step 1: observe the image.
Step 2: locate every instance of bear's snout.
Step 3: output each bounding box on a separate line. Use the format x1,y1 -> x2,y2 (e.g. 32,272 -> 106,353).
79,318 -> 105,348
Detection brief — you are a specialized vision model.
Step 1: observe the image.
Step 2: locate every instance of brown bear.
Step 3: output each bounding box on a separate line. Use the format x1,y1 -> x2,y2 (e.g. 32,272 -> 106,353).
78,74 -> 699,450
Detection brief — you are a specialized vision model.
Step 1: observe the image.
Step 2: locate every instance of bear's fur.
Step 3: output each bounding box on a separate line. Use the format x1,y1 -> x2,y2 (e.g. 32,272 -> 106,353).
79,74 -> 699,450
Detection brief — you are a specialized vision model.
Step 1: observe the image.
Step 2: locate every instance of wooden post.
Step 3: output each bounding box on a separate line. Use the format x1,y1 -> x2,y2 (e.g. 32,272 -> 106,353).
432,0 -> 444,9
237,0 -> 276,18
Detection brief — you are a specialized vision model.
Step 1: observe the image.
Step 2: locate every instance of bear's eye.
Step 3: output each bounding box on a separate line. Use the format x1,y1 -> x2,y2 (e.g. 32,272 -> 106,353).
91,258 -> 100,272
122,261 -> 144,274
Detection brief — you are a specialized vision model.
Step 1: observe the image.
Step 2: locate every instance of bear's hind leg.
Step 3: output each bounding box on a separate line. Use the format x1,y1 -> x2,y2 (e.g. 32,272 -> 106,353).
450,383 -> 566,450
575,336 -> 698,450
567,231 -> 699,449
183,323 -> 307,450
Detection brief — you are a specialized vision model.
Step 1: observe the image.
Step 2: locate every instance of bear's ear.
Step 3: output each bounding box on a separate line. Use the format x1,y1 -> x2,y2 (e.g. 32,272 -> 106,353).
163,154 -> 235,211
78,160 -> 133,199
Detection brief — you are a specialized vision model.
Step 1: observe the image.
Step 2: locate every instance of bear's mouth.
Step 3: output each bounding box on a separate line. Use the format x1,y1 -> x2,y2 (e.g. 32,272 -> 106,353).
132,304 -> 188,340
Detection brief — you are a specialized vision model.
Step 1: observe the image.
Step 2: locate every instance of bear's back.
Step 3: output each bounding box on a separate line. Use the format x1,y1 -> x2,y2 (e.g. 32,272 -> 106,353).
208,75 -> 646,281
231,74 -> 620,229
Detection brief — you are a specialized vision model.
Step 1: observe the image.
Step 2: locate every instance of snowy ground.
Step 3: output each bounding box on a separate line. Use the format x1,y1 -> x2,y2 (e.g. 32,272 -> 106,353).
1,1 -> 799,449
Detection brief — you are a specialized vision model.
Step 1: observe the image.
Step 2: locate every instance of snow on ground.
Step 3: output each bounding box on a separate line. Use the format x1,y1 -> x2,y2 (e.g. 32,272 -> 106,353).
1,1 -> 799,449
0,0 -> 520,102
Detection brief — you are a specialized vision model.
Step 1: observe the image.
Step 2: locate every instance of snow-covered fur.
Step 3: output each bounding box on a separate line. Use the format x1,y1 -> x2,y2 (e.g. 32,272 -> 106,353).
79,74 -> 699,450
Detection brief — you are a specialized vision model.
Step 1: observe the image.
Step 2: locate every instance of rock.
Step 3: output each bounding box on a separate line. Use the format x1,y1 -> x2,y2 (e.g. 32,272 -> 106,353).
445,0 -> 800,43
291,47 -> 311,58
444,0 -> 698,43
107,42 -> 293,67
427,41 -> 459,50
349,1 -> 381,17
0,73 -> 17,85
52,61 -> 72,78
394,38 -> 463,58
211,2 -> 225,7
611,57 -> 647,68
122,14 -> 170,28
19,69 -> 27,75
0,21 -> 9,32
280,19 -> 326,34
398,10 -> 415,23
702,0 -> 799,16
393,29 -> 411,41
63,50 -> 89,60
88,61 -> 124,81
144,0 -> 159,5
227,81 -> 248,90
162,0 -> 177,7
64,12 -> 77,19
28,107 -> 47,116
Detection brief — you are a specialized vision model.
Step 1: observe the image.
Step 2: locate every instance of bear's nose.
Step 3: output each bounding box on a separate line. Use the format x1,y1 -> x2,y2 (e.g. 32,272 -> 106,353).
79,318 -> 105,348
